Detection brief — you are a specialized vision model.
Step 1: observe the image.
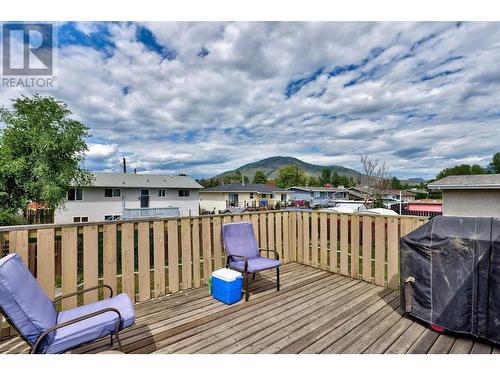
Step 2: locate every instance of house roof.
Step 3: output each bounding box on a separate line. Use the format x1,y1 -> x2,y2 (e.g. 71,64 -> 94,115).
83,172 -> 203,189
383,189 -> 416,196
428,174 -> 500,190
200,183 -> 290,194
288,186 -> 348,192
350,186 -> 416,196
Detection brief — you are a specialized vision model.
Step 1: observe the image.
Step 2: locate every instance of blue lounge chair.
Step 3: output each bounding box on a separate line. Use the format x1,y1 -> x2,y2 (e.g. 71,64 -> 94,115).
0,253 -> 135,354
222,222 -> 281,301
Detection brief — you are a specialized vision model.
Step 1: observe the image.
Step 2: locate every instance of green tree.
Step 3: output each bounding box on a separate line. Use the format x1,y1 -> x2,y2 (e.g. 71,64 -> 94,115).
390,176 -> 403,190
308,176 -> 319,187
435,163 -> 487,180
222,171 -> 248,184
331,171 -> 341,186
319,168 -> 331,186
0,95 -> 91,225
490,152 -> 500,173
276,164 -> 306,188
252,170 -> 268,184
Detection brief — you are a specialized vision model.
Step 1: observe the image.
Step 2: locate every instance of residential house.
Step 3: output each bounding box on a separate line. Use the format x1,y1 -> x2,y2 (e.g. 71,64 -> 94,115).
199,183 -> 292,213
348,186 -> 416,208
427,174 -> 500,217
288,185 -> 350,205
55,172 -> 203,224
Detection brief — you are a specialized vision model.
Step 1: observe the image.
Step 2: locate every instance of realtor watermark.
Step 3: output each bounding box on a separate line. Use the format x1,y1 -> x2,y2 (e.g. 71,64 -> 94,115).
1,23 -> 58,89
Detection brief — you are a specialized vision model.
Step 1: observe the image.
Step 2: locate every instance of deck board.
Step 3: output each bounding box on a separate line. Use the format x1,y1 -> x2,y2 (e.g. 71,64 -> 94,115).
0,263 -> 498,355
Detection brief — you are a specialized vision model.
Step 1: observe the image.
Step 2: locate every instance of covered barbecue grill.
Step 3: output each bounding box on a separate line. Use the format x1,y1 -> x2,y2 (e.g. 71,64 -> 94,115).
400,216 -> 500,344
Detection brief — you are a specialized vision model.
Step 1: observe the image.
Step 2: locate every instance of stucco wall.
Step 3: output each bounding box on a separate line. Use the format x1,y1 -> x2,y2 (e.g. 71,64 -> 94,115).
443,189 -> 500,218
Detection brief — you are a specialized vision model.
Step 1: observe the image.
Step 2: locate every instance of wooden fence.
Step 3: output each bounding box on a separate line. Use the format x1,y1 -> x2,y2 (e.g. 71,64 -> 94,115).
0,210 -> 427,339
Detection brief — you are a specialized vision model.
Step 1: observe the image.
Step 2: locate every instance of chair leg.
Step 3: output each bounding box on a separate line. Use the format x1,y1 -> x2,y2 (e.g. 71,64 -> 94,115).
244,270 -> 250,302
115,332 -> 123,351
276,267 -> 280,291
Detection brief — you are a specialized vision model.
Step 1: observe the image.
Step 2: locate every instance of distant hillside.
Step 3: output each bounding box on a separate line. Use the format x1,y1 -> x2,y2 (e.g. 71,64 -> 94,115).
215,156 -> 362,181
404,177 -> 426,186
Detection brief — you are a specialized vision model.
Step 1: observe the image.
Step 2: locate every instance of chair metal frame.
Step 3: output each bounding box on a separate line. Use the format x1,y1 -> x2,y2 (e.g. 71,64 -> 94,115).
225,248 -> 280,302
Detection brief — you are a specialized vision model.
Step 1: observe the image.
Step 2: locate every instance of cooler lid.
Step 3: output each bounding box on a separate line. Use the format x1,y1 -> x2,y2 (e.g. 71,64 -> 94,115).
212,268 -> 242,282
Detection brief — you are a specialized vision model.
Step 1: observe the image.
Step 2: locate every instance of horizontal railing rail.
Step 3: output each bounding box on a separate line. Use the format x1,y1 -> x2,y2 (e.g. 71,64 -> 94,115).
0,210 -> 427,340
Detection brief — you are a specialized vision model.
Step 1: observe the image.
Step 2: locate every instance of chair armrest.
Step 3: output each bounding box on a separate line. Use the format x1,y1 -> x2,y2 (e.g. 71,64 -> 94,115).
226,254 -> 249,273
259,248 -> 280,260
32,307 -> 122,354
227,254 -> 248,262
53,284 -> 114,304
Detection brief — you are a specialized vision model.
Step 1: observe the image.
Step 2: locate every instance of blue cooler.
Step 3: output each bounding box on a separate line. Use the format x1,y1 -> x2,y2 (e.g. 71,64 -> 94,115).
211,268 -> 243,304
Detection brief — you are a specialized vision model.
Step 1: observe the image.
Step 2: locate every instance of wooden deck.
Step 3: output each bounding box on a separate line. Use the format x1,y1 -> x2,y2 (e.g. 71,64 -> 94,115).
1,263 -> 499,354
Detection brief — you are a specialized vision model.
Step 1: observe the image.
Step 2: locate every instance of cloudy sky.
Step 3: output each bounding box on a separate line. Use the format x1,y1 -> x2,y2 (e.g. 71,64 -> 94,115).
2,21 -> 500,179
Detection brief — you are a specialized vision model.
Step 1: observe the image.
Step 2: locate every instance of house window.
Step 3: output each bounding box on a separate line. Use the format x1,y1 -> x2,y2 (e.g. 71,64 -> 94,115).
281,194 -> 287,202
314,191 -> 320,198
261,194 -> 267,198
178,189 -> 190,197
104,215 -> 121,221
249,192 -> 254,199
228,193 -> 239,206
104,188 -> 121,198
73,216 -> 89,223
68,188 -> 83,201
270,194 -> 274,199
158,189 -> 166,197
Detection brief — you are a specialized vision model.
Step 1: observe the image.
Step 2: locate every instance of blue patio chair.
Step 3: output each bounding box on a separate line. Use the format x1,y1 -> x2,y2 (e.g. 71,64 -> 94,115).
222,222 -> 281,301
0,253 -> 135,354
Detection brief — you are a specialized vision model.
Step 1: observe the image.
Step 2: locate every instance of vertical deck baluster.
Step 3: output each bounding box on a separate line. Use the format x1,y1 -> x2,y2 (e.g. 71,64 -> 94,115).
329,213 -> 338,272
350,215 -> 360,279
180,218 -> 192,290
83,225 -> 99,304
61,227 -> 78,309
362,216 -> 372,282
103,224 -> 117,298
121,223 -> 135,301
137,222 -> 150,301
311,212 -> 319,267
153,221 -> 166,296
192,218 -> 201,288
167,220 -> 179,293
374,216 -> 386,286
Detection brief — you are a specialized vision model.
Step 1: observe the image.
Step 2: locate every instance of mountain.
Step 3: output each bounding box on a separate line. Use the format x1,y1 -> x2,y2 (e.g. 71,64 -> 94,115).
214,156 -> 362,181
403,177 -> 427,186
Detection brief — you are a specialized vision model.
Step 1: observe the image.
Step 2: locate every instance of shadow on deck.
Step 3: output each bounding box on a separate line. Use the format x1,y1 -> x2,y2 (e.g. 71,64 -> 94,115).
1,263 -> 498,354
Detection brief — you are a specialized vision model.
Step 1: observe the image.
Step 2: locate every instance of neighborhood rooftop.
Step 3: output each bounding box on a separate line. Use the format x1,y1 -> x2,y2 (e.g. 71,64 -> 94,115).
289,186 -> 349,192
428,174 -> 500,189
200,183 -> 290,193
84,172 -> 204,189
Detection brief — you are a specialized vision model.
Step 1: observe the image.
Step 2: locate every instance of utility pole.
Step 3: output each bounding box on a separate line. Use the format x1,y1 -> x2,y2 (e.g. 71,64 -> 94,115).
122,157 -> 127,173
399,190 -> 402,215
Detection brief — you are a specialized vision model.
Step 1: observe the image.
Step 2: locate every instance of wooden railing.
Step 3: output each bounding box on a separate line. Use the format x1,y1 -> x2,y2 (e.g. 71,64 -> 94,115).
0,210 -> 427,339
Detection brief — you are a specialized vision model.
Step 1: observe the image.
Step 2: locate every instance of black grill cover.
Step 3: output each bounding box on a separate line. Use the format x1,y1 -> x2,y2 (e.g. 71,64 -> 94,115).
400,216 -> 500,344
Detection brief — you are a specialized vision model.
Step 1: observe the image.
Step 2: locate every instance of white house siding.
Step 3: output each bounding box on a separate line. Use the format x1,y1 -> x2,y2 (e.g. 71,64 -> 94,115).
55,187 -> 199,224
148,188 -> 200,216
442,189 -> 500,218
199,193 -> 230,213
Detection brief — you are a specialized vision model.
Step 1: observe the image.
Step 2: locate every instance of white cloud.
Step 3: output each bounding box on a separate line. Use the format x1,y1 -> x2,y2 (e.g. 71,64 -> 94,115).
86,143 -> 119,159
1,21 -> 500,179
